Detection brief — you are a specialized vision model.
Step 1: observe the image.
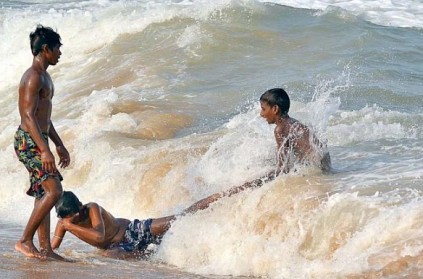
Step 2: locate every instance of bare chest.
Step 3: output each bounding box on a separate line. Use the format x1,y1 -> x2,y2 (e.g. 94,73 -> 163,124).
39,74 -> 54,100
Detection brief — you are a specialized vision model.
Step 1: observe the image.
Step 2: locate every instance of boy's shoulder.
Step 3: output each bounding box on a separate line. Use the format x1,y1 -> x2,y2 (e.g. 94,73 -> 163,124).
274,119 -> 291,136
277,116 -> 299,128
86,202 -> 101,210
287,117 -> 310,131
275,117 -> 311,137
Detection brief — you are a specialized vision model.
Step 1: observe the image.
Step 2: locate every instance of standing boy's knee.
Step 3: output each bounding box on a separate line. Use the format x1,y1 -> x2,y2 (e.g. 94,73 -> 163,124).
41,177 -> 63,200
51,181 -> 63,201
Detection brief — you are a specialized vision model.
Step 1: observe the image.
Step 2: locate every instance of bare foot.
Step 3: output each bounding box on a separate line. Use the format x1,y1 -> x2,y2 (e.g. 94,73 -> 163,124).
15,240 -> 41,258
40,249 -> 67,261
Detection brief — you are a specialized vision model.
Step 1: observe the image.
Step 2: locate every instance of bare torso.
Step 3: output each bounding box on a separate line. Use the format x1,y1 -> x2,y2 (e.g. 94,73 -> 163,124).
275,117 -> 314,160
275,117 -> 330,171
77,203 -> 131,249
18,64 -> 54,133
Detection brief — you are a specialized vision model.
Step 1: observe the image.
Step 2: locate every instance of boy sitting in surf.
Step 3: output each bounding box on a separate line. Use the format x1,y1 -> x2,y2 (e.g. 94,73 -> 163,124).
259,88 -> 331,174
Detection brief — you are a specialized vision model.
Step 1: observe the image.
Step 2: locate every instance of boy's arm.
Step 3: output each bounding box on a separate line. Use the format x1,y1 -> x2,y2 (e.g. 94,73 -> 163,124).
51,220 -> 67,249
48,122 -> 70,169
20,73 -> 56,173
61,203 -> 107,247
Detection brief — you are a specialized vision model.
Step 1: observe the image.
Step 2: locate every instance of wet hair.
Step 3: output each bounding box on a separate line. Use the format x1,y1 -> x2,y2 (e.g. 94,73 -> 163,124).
30,24 -> 62,56
260,88 -> 290,117
55,191 -> 82,218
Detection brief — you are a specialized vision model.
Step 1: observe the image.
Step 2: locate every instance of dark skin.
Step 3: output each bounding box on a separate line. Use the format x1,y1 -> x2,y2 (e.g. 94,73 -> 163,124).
51,179 -> 271,260
260,100 -> 331,173
15,42 -> 70,261
52,202 -> 174,259
52,203 -> 131,250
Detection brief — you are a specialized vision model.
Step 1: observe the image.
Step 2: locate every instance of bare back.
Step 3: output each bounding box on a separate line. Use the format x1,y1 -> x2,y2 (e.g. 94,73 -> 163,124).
275,117 -> 313,159
76,203 -> 130,249
275,117 -> 329,171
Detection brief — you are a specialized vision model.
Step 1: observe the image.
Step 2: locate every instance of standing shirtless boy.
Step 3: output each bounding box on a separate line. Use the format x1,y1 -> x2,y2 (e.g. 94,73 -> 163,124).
14,25 -> 70,260
259,88 -> 331,174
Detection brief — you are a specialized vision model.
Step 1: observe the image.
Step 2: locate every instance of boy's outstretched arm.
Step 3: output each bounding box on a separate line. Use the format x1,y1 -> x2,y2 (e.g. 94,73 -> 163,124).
51,221 -> 67,249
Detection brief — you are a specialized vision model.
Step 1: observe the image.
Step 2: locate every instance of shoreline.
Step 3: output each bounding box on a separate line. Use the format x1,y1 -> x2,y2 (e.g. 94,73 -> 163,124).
0,223 -> 247,279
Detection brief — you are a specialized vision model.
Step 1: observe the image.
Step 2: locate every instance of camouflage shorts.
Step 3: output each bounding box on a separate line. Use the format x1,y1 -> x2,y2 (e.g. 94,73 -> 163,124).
14,126 -> 63,199
111,219 -> 160,252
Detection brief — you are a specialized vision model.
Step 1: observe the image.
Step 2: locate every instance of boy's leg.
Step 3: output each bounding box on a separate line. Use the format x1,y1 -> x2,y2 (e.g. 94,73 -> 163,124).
182,174 -> 274,215
149,175 -> 276,238
14,200 -> 40,258
182,193 -> 223,214
150,216 -> 176,237
182,179 -> 263,214
15,177 -> 63,259
37,200 -> 65,260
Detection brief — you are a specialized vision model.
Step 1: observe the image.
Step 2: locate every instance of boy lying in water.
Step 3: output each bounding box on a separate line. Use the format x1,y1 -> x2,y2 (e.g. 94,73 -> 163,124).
52,177 -> 270,259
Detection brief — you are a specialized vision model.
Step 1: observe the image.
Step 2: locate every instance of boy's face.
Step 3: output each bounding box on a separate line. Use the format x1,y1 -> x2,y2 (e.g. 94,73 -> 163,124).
260,101 -> 278,124
44,43 -> 62,66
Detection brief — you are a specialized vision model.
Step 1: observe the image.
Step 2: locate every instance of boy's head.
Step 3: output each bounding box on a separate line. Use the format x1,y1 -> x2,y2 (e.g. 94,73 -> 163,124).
55,191 -> 82,218
30,24 -> 62,56
260,88 -> 290,117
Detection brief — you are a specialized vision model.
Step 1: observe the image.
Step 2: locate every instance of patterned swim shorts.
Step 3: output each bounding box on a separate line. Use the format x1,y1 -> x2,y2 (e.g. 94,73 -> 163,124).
111,219 -> 160,252
14,126 -> 63,199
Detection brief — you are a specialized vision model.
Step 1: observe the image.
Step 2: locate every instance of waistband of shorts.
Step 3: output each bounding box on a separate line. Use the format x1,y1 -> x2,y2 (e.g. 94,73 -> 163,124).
17,126 -> 48,137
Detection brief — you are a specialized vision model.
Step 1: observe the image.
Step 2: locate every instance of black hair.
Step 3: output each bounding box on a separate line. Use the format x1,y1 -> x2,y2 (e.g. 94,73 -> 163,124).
260,88 -> 290,116
30,24 -> 62,56
55,191 -> 82,218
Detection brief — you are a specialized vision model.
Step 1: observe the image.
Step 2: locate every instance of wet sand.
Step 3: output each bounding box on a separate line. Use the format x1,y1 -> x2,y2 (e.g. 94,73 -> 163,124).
0,223 -> 232,279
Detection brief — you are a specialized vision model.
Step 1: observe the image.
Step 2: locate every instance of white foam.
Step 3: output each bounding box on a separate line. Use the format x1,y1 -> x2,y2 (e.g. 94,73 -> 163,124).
328,105 -> 418,145
154,179 -> 423,278
2,0 -> 421,94
0,0 -> 247,95
0,1 -> 422,277
262,0 -> 423,28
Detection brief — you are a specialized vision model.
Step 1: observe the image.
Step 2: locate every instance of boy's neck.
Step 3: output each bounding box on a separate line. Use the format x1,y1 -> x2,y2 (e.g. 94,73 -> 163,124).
275,114 -> 289,125
33,55 -> 49,71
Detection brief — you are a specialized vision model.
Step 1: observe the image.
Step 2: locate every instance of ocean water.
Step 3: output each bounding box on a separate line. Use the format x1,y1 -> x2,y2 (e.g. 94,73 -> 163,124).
0,0 -> 422,278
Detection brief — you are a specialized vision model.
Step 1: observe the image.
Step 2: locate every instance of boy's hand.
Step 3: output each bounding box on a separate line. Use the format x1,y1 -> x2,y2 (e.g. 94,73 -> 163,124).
69,212 -> 80,224
56,145 -> 70,168
60,213 -> 80,229
57,219 -> 69,230
41,150 -> 57,173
